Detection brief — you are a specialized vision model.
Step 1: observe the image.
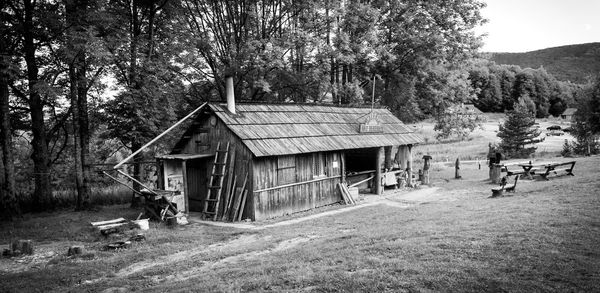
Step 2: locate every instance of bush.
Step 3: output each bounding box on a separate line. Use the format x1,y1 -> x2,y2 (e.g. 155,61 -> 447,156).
561,140 -> 573,157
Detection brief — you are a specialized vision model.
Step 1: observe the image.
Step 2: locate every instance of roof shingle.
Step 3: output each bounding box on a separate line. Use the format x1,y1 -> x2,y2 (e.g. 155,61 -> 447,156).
208,103 -> 423,157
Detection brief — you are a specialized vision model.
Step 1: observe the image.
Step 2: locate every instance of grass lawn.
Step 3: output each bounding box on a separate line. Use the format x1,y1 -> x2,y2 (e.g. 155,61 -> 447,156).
1,154 -> 598,292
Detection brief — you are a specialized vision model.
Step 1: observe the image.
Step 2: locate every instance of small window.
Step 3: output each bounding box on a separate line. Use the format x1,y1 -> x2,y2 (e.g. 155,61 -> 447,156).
313,153 -> 326,178
277,156 -> 296,185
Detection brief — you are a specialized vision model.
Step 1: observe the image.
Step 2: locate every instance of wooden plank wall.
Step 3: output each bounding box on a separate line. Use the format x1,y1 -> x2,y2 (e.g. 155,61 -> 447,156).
253,152 -> 342,220
179,112 -> 255,220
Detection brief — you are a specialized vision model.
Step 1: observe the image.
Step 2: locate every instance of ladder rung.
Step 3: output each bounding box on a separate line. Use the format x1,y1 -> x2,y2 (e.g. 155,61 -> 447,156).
204,211 -> 216,215
216,150 -> 228,153
214,163 -> 226,165
212,173 -> 224,176
205,198 -> 218,202
209,186 -> 222,189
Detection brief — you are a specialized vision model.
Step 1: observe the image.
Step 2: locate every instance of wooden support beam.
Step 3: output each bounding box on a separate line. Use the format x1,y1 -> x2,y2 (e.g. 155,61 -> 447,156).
182,160 -> 189,213
384,146 -> 393,170
340,152 -> 346,183
375,147 -> 383,195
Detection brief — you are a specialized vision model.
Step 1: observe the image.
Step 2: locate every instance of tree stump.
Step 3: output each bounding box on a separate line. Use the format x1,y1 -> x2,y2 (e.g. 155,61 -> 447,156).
11,240 -> 34,255
68,246 -> 85,256
422,155 -> 432,185
490,164 -> 503,184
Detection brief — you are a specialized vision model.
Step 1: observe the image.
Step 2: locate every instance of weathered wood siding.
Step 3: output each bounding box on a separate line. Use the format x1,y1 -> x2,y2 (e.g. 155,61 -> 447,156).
179,112 -> 254,220
253,152 -> 342,220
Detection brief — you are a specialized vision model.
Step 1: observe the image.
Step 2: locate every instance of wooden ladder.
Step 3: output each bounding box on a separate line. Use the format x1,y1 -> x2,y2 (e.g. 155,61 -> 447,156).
203,142 -> 230,220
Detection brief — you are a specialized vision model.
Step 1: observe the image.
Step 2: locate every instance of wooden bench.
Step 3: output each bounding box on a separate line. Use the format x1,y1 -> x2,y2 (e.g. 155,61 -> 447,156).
491,175 -> 519,197
538,161 -> 576,180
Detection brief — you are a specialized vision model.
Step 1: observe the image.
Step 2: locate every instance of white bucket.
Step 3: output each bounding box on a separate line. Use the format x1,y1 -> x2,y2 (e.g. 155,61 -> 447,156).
133,219 -> 149,230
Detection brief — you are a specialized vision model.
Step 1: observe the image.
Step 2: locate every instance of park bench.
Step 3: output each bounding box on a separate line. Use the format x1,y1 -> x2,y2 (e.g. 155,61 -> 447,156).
538,161 -> 576,180
491,175 -> 519,197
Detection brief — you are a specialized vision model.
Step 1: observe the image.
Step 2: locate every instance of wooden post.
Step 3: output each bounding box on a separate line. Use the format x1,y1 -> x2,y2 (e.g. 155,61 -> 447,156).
406,160 -> 412,187
384,146 -> 392,170
375,147 -> 383,195
156,159 -> 164,190
406,145 -> 413,187
490,164 -> 502,184
422,155 -> 432,185
340,152 -> 346,183
181,160 -> 189,213
455,157 -> 461,179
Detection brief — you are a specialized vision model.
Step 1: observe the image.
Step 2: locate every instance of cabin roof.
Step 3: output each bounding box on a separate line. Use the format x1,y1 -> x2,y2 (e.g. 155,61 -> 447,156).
562,108 -> 577,116
204,103 -> 423,157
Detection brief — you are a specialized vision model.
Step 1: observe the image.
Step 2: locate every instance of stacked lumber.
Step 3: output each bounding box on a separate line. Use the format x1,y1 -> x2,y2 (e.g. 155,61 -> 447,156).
337,183 -> 356,205
222,173 -> 248,221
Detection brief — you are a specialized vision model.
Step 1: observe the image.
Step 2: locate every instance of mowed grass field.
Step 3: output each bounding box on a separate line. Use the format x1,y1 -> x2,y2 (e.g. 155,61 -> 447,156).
1,155 -> 599,292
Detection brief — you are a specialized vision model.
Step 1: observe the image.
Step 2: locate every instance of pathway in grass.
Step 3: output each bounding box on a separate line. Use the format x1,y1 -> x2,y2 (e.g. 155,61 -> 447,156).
190,186 -> 441,230
88,186 -> 444,287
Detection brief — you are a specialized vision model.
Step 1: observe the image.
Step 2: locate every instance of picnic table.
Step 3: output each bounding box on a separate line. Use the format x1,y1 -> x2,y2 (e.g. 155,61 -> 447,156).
517,161 -> 576,180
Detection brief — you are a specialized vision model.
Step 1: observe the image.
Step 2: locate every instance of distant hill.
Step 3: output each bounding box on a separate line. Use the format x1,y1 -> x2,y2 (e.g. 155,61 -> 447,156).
488,42 -> 600,84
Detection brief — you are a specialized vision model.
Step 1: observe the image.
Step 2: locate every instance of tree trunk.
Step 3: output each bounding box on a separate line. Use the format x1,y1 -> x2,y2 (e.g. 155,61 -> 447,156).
24,0 -> 53,210
0,58 -> 20,219
66,0 -> 91,210
131,141 -> 142,208
69,65 -> 87,210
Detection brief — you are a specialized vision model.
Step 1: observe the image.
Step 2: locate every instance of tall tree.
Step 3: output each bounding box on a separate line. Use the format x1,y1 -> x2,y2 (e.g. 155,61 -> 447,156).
0,35 -> 21,219
497,97 -> 543,158
101,0 -> 182,205
7,0 -> 64,210
64,0 -> 92,209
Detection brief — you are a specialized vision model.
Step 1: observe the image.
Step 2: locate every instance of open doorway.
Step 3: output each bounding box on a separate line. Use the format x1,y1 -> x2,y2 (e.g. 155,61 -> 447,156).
345,148 -> 378,191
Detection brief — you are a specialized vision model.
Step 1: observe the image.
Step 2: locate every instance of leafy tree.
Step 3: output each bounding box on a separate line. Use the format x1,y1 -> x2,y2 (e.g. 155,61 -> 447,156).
0,38 -> 20,219
497,97 -> 543,158
4,0 -> 67,210
571,77 -> 600,155
434,104 -> 485,140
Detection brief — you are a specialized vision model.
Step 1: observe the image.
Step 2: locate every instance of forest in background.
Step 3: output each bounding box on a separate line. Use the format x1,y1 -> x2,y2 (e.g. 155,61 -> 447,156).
490,42 -> 600,84
0,0 -> 596,216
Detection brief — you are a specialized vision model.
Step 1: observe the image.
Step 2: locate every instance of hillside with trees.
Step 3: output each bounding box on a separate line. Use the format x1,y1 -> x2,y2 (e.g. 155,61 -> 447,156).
489,42 -> 600,84
467,59 -> 583,117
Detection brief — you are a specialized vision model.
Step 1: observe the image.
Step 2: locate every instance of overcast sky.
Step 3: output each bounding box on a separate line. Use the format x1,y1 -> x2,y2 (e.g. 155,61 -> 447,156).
476,0 -> 600,52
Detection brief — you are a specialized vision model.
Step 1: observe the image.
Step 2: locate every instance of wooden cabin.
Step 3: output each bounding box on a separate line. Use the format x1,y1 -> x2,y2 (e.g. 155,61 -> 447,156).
155,103 -> 424,221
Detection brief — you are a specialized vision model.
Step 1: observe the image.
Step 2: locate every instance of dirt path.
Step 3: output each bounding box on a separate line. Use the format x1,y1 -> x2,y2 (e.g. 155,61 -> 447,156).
191,186 -> 441,231
88,186 -> 446,287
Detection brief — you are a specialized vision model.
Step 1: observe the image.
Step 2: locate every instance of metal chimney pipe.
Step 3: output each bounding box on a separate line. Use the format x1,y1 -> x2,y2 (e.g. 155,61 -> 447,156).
225,76 -> 235,114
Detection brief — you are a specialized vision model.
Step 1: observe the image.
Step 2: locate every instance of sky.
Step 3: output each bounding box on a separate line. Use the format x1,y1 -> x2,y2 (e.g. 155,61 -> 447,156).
476,0 -> 600,52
